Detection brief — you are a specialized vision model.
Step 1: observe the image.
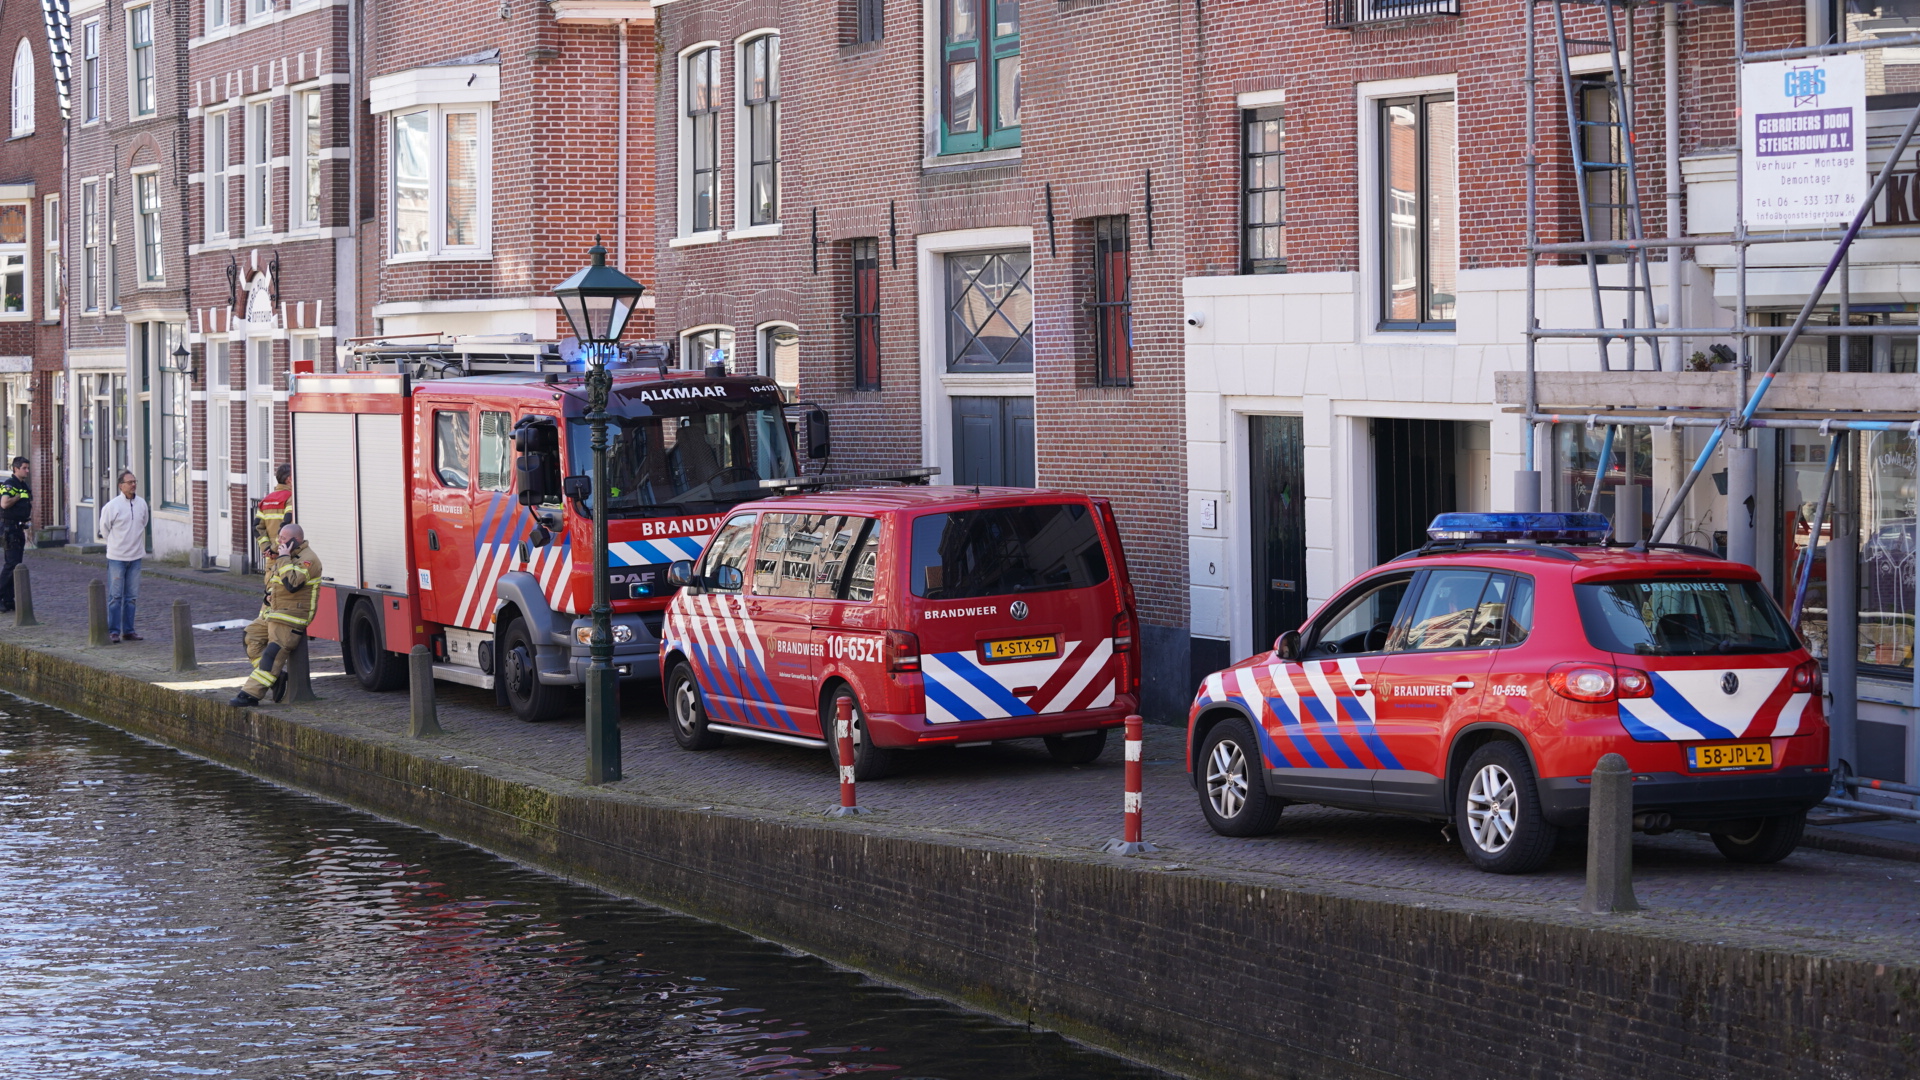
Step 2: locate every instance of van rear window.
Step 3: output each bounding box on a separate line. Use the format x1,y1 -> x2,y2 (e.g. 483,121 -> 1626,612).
910,504 -> 1110,600
1575,579 -> 1799,656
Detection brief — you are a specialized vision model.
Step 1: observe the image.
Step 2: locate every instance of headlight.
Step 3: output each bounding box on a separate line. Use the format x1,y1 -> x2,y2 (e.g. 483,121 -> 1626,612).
574,624 -> 637,645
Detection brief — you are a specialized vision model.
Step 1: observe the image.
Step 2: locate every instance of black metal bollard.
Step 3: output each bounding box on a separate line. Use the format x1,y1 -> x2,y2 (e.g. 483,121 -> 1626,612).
409,645 -> 442,737
171,600 -> 196,671
87,580 -> 109,646
12,564 -> 34,626
284,636 -> 317,703
1580,753 -> 1641,914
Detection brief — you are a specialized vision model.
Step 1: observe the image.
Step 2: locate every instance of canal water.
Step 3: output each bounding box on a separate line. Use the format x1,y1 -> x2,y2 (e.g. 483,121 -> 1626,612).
0,695 -> 1171,1079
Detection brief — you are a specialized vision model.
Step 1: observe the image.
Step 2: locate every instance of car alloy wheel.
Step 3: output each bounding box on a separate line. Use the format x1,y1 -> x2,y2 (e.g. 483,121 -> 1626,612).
1207,738 -> 1250,820
1465,762 -> 1519,854
671,677 -> 700,738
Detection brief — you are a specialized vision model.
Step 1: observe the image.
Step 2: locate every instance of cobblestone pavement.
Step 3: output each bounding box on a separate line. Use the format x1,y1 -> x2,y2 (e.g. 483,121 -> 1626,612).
8,547 -> 1920,967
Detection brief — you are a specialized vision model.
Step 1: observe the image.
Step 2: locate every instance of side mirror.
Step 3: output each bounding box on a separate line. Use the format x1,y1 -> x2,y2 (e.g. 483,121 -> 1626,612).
712,564 -> 744,592
562,475 -> 592,503
1274,630 -> 1302,661
805,407 -> 830,460
666,560 -> 695,588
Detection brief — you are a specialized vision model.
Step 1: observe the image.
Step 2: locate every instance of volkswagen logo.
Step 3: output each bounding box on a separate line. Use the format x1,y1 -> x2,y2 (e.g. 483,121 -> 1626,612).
1721,671 -> 1740,695
1010,601 -> 1029,621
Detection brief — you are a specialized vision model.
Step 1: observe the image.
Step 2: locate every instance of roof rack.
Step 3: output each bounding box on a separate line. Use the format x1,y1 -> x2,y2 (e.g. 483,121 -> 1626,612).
345,338 -> 672,381
755,466 -> 942,492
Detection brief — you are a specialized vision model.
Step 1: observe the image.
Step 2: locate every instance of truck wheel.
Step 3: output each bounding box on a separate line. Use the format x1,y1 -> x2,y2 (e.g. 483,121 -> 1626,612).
501,618 -> 571,723
346,602 -> 406,692
1455,741 -> 1558,874
1044,728 -> 1109,765
822,686 -> 894,781
667,662 -> 725,750
1197,719 -> 1285,836
1711,812 -> 1806,864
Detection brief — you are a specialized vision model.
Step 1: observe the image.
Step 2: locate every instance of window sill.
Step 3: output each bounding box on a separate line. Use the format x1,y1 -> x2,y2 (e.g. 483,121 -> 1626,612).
725,223 -> 782,241
1365,329 -> 1456,346
0,313 -> 31,322
384,249 -> 494,265
669,231 -> 723,249
7,130 -> 32,141
922,146 -> 1022,173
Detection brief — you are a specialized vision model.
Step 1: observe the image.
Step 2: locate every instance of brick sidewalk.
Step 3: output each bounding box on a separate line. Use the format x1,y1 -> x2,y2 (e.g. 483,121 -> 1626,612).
6,546 -> 1920,966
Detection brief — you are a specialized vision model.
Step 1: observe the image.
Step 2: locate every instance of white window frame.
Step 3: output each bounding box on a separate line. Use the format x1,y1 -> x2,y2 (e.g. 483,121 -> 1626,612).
208,0 -> 228,33
205,109 -> 230,239
1356,73 -> 1457,343
127,3 -> 155,118
134,168 -> 163,285
673,40 -> 723,243
80,179 -> 98,313
385,103 -> 491,261
296,90 -> 321,228
913,227 -> 1035,480
42,194 -> 57,320
249,0 -> 273,21
247,99 -> 271,234
11,38 -> 34,137
0,200 -> 29,320
680,325 -> 734,373
81,19 -> 100,125
732,30 -> 780,236
757,321 -> 798,400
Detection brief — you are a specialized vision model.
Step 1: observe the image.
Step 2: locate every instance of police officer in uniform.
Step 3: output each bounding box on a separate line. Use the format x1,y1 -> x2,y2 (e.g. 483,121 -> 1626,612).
230,522 -> 323,707
0,457 -> 31,613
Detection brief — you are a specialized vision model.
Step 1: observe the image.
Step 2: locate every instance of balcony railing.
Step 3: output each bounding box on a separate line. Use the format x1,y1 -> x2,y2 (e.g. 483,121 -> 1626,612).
1324,0 -> 1460,28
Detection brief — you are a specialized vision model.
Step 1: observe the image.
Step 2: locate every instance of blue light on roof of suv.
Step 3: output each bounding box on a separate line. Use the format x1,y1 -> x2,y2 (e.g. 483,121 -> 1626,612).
1427,512 -> 1612,544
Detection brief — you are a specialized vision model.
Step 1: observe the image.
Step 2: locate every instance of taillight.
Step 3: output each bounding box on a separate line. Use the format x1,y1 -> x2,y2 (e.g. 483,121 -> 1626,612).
885,630 -> 920,673
1615,667 -> 1655,699
1113,610 -> 1136,653
1792,658 -> 1821,692
1549,663 -> 1617,702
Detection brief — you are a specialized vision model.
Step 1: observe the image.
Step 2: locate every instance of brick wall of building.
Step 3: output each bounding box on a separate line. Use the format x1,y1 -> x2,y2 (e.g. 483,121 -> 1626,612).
650,0 -> 1194,719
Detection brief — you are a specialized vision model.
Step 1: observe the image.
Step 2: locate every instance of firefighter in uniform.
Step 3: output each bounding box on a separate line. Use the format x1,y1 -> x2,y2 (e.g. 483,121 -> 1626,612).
254,464 -> 294,554
230,522 -> 323,707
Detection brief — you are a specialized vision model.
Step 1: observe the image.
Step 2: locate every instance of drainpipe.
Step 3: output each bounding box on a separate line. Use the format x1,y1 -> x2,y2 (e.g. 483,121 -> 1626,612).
1665,0 -> 1682,370
617,20 -> 629,272
1830,437 -> 1859,777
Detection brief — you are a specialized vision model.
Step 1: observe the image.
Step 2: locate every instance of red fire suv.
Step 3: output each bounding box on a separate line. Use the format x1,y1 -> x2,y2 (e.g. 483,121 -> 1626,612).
658,486 -> 1141,779
1188,513 -> 1832,873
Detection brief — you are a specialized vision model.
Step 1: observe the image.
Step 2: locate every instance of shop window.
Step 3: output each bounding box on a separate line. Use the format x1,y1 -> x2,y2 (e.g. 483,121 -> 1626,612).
1783,429 -> 1916,678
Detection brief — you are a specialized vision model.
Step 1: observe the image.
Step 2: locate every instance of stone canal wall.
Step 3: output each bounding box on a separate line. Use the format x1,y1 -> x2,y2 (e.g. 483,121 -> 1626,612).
4,637 -> 1915,1080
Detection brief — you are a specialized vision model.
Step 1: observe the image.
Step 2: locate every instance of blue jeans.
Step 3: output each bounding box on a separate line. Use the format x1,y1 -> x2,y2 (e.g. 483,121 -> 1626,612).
106,558 -> 141,636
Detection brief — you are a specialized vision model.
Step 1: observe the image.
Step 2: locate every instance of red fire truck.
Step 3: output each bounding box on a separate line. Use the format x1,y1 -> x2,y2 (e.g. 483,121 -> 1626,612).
288,339 -> 829,721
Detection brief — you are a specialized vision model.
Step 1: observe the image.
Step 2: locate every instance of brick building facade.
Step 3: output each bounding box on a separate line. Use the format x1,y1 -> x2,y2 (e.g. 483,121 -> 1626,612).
361,0 -> 657,345
184,0 -> 356,569
0,0 -> 67,533
647,0 -> 1193,719
63,0 -> 192,552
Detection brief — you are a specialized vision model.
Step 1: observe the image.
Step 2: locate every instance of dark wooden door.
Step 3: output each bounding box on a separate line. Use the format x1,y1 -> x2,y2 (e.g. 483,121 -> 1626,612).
952,396 -> 1034,488
1250,414 -> 1307,648
1374,418 -> 1457,566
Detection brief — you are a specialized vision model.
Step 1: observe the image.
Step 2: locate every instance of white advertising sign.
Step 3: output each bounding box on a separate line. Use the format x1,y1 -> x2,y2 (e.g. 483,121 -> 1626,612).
1742,54 -> 1867,228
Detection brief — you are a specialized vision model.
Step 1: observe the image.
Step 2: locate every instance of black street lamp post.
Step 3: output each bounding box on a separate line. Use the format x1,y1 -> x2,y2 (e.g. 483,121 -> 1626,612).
552,237 -> 646,785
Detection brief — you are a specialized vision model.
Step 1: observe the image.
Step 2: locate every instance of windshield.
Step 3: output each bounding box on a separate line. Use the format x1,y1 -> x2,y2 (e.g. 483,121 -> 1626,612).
566,404 -> 797,516
910,503 -> 1110,600
1575,579 -> 1800,656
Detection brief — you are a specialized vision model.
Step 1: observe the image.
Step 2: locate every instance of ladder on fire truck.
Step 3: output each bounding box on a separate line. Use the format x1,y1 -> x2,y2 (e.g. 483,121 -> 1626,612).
1548,0 -> 1663,373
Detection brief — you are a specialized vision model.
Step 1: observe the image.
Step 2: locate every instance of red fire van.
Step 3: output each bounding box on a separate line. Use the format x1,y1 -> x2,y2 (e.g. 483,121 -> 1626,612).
659,486 -> 1141,778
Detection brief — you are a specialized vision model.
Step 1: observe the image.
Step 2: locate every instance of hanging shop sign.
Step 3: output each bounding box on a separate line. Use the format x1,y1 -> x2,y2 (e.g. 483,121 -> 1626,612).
1742,54 -> 1867,229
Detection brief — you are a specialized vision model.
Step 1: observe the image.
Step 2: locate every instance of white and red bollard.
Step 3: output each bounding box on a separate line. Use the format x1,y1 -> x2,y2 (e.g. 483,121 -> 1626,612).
1104,714 -> 1158,855
826,695 -> 870,818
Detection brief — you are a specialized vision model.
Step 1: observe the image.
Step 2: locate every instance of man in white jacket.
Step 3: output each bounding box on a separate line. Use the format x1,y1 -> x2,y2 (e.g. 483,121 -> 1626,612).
99,470 -> 149,643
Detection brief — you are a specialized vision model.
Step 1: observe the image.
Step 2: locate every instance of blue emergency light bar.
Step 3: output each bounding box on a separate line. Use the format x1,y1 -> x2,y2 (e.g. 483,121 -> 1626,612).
1427,512 -> 1612,544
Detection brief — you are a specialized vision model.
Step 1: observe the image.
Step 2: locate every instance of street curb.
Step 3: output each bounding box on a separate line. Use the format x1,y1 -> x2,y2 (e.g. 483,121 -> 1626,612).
0,637 -> 1914,1080
1804,825 -> 1920,864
